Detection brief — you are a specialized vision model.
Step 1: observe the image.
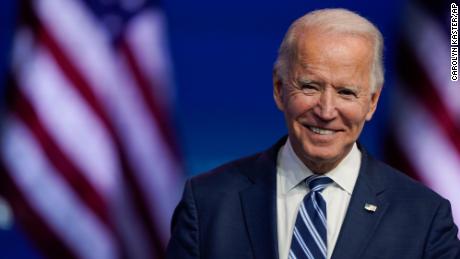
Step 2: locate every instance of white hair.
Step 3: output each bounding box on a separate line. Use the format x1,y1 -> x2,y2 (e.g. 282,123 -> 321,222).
274,8 -> 384,92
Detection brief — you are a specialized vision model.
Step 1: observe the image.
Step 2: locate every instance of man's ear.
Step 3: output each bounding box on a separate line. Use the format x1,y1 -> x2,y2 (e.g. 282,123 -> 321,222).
273,69 -> 285,111
365,86 -> 382,121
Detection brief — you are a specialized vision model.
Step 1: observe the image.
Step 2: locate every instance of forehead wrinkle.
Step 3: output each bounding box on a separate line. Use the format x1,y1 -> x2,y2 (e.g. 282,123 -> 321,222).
292,38 -> 373,91
296,31 -> 373,65
295,63 -> 367,91
295,62 -> 339,85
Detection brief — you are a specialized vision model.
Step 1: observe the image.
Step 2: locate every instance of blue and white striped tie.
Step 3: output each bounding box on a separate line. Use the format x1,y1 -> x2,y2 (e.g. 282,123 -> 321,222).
289,175 -> 333,259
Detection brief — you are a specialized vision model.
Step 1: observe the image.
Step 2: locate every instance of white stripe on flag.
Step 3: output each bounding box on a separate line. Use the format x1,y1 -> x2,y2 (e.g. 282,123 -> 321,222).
11,27 -> 157,259
124,8 -> 176,107
32,0 -> 182,247
36,0 -> 183,245
110,53 -> 183,240
2,117 -> 118,259
35,0 -> 122,106
403,3 -> 460,118
15,42 -> 118,197
109,180 -> 152,259
395,88 -> 460,226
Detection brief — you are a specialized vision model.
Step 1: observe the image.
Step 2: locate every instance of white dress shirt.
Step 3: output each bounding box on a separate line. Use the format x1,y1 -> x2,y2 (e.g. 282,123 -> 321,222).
276,139 -> 361,259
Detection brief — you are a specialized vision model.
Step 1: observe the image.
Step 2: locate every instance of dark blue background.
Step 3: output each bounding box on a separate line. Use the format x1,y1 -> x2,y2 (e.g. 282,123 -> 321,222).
0,0 -> 405,257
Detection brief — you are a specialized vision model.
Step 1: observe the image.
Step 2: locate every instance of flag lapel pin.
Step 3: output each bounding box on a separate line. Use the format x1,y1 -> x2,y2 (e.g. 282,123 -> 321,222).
364,203 -> 378,212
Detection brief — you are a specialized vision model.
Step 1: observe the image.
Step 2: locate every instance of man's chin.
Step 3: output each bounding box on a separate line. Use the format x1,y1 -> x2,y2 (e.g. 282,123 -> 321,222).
305,153 -> 338,165
303,145 -> 340,160
298,146 -> 344,170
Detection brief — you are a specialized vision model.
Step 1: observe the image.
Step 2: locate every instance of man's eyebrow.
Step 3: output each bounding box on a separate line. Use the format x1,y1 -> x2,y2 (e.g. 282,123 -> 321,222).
297,78 -> 322,85
297,77 -> 359,89
336,84 -> 358,89
334,84 -> 362,92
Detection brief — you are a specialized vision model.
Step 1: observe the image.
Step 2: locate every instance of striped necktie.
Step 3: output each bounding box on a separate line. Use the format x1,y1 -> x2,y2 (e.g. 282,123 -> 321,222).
289,175 -> 333,259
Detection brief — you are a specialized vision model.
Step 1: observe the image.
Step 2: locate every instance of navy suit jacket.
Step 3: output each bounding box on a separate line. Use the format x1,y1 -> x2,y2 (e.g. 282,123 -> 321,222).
167,138 -> 460,258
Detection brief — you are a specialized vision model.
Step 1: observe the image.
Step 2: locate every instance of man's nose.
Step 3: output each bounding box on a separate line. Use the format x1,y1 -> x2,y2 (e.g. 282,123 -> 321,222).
313,90 -> 337,121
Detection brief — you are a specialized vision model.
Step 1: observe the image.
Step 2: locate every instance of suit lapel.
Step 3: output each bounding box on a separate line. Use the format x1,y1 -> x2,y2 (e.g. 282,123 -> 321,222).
239,138 -> 286,259
238,139 -> 390,259
331,148 -> 389,259
240,180 -> 278,259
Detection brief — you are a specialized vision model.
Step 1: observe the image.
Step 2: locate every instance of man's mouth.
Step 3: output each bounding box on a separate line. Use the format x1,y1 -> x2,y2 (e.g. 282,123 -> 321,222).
307,126 -> 337,135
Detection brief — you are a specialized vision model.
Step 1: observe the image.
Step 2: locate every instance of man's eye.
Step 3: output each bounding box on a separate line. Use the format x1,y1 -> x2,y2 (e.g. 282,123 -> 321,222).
338,89 -> 357,97
300,84 -> 318,91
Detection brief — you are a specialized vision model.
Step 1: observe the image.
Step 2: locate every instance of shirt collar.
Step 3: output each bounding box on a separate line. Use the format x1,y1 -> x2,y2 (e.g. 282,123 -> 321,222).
277,138 -> 361,195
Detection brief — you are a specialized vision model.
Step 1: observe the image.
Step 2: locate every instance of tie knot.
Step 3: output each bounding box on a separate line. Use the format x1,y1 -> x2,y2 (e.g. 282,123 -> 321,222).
306,175 -> 333,192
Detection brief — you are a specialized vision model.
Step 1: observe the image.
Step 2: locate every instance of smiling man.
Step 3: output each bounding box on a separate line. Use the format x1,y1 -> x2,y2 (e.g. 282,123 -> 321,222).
273,22 -> 380,175
167,8 -> 460,259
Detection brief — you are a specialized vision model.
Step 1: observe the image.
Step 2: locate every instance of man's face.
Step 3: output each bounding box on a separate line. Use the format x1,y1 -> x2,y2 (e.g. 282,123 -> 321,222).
274,30 -> 381,173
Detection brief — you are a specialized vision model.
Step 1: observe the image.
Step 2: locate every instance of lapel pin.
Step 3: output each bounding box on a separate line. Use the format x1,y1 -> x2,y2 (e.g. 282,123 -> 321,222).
364,203 -> 378,212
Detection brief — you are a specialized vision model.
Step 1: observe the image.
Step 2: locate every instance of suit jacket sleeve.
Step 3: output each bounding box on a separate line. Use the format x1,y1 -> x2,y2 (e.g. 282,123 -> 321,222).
166,180 -> 200,259
423,198 -> 460,259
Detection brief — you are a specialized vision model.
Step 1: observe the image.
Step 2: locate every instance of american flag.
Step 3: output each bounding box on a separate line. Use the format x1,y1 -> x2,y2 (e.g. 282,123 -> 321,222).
387,0 -> 460,234
0,0 -> 183,258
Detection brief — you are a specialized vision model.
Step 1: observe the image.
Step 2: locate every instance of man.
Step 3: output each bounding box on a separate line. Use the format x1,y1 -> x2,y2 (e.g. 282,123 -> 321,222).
167,8 -> 460,259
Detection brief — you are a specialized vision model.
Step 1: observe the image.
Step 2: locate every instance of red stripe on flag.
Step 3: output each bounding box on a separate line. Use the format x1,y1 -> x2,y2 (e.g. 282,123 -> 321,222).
10,84 -> 113,229
396,41 -> 460,157
5,2 -> 181,257
118,39 -> 181,161
0,161 -> 78,259
6,82 -> 130,257
35,14 -> 166,258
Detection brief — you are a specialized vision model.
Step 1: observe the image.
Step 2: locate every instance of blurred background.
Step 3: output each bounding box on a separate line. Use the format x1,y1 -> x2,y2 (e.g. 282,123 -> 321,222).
0,0 -> 458,258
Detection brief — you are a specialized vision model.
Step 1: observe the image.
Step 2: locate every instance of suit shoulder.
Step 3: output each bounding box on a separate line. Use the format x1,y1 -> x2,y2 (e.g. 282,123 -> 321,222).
370,157 -> 446,202
188,152 -> 262,192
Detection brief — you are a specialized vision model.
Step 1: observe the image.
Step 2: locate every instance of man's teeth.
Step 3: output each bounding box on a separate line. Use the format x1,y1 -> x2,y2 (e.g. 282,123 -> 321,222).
309,126 -> 335,135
